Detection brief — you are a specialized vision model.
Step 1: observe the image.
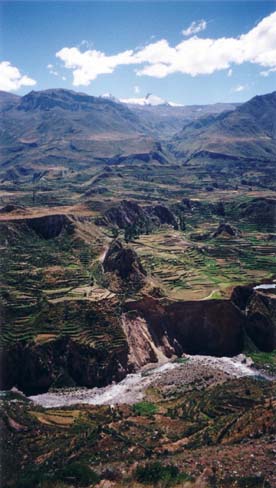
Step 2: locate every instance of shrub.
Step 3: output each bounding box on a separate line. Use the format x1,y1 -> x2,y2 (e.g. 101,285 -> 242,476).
133,401 -> 158,416
12,468 -> 50,488
57,463 -> 100,486
135,462 -> 179,485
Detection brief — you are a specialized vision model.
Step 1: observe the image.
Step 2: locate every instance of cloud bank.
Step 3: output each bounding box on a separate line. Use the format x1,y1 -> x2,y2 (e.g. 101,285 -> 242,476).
0,61 -> 36,92
56,11 -> 276,86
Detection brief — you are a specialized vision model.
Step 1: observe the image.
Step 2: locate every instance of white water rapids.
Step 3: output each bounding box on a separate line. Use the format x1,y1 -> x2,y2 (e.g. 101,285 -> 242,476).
29,354 -> 264,409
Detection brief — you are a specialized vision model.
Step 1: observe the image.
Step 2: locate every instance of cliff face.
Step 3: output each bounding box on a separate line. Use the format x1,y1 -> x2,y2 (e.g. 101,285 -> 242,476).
1,336 -> 128,394
125,296 -> 245,357
1,298 -> 129,394
2,288 -> 275,394
165,300 -> 245,356
231,286 -> 276,351
97,200 -> 178,230
246,291 -> 276,351
26,214 -> 72,239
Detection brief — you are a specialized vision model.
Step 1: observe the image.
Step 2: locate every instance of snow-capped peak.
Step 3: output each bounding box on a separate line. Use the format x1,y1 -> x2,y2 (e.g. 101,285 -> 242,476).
120,93 -> 183,107
100,92 -> 183,107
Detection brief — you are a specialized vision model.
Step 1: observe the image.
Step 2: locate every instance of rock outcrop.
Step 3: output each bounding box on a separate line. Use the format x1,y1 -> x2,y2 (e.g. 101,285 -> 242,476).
26,214 -> 72,239
103,240 -> 147,290
96,200 -> 178,231
245,291 -> 276,351
213,222 -> 241,238
125,296 -> 245,357
1,336 -> 128,395
231,285 -> 276,351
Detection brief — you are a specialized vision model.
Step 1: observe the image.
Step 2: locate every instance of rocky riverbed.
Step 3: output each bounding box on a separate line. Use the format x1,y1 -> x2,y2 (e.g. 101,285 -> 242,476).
29,353 -> 268,408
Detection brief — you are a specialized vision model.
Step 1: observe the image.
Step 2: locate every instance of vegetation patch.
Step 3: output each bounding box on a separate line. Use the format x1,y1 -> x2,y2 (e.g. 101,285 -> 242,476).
135,462 -> 192,486
249,350 -> 276,374
133,401 -> 159,416
56,462 -> 100,486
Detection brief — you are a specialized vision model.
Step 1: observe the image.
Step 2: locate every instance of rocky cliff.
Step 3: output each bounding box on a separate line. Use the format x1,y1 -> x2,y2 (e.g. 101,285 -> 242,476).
96,200 -> 178,231
2,287 -> 275,394
103,239 -> 147,291
125,296 -> 245,357
231,285 -> 276,351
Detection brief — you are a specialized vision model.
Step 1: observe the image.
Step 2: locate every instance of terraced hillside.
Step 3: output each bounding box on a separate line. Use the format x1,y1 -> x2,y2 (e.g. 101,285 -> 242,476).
0,192 -> 275,393
1,376 -> 275,487
0,87 -> 276,488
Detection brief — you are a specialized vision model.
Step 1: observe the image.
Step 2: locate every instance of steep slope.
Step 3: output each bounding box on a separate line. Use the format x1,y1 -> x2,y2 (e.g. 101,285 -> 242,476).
0,91 -> 20,111
0,89 -> 160,181
172,91 -> 276,162
1,88 -> 147,140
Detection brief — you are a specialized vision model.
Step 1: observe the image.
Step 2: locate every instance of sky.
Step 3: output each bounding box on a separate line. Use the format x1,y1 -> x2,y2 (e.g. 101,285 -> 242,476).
0,0 -> 276,105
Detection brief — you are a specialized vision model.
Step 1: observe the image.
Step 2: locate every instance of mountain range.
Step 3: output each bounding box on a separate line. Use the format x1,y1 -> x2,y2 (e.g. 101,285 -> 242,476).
0,88 -> 275,189
172,91 -> 276,162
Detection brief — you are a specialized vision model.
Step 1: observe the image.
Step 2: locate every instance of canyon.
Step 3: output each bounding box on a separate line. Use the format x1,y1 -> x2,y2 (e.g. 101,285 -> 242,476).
0,88 -> 275,488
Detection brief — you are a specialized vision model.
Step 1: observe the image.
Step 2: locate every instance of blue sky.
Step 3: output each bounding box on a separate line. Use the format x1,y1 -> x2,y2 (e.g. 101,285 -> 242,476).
1,1 -> 276,104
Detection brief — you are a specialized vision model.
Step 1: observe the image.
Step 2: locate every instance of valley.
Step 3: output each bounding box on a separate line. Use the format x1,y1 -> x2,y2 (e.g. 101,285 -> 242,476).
0,88 -> 275,488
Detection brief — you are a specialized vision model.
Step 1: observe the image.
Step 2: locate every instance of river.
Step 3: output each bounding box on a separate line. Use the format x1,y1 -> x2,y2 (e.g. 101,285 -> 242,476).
29,354 -> 268,409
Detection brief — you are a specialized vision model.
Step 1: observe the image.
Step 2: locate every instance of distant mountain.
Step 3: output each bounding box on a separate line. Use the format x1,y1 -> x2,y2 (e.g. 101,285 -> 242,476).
0,89 -> 160,179
1,88 -> 274,188
0,91 -> 20,111
126,101 -> 238,138
0,89 -> 240,180
103,92 -> 237,137
172,91 -> 276,162
1,89 -> 147,138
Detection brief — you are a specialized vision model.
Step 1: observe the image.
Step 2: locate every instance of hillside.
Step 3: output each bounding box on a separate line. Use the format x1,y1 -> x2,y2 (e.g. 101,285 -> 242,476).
172,91 -> 276,162
0,89 -> 161,182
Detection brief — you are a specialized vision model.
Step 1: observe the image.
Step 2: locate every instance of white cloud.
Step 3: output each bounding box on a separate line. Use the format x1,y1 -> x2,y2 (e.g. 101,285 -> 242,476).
56,11 -> 276,85
260,66 -> 276,77
134,85 -> 140,94
233,84 -> 248,92
227,68 -> 233,77
0,61 -> 36,92
182,20 -> 207,37
47,63 -> 54,69
56,46 -> 135,86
